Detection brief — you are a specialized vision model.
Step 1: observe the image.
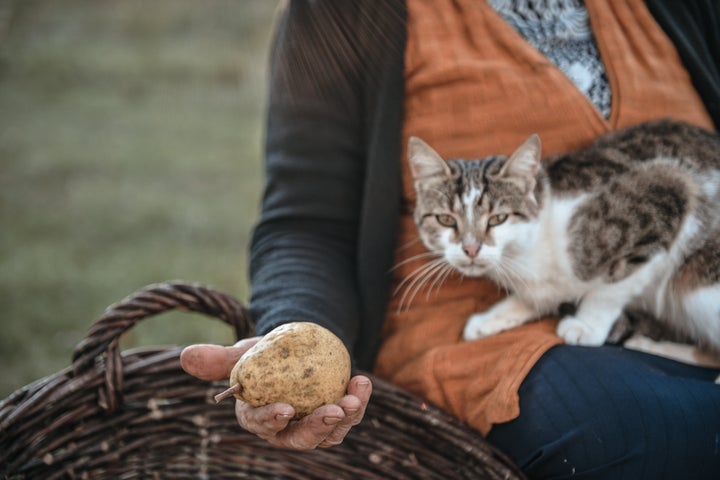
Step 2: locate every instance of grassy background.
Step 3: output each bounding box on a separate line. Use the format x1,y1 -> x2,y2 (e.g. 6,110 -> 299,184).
0,0 -> 279,398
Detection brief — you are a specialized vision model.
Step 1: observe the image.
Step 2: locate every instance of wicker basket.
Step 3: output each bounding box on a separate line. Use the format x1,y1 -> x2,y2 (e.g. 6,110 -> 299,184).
0,282 -> 525,479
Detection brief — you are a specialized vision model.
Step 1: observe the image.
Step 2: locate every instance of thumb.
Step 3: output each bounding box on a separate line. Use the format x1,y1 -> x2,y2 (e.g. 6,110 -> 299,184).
180,337 -> 261,381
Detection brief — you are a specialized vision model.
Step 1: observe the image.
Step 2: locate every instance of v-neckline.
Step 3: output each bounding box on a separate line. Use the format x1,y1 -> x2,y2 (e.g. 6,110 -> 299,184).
479,0 -> 617,131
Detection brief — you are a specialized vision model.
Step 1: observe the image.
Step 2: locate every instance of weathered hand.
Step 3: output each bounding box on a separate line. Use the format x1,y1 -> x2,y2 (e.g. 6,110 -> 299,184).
180,338 -> 372,450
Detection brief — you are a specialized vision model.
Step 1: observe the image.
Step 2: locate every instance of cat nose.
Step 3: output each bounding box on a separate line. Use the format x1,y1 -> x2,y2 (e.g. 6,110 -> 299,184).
463,244 -> 480,259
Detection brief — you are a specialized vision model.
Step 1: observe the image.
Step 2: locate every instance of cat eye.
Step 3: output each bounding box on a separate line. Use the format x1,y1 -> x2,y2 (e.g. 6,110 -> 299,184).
488,214 -> 508,227
436,214 -> 457,228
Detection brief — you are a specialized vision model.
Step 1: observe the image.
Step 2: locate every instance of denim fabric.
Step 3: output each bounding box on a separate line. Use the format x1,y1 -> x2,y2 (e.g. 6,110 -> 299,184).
488,345 -> 720,479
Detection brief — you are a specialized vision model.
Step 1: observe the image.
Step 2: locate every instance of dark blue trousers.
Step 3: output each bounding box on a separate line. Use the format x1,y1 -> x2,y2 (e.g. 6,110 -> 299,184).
487,345 -> 720,479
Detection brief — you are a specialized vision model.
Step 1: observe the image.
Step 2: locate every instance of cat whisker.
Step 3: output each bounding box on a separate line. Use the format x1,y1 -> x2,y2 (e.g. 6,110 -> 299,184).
402,260 -> 448,311
487,263 -> 515,295
505,266 -> 533,298
393,258 -> 443,296
390,251 -> 442,271
497,256 -> 535,289
494,260 -> 547,312
396,259 -> 446,311
395,236 -> 423,253
394,258 -> 446,297
427,263 -> 456,300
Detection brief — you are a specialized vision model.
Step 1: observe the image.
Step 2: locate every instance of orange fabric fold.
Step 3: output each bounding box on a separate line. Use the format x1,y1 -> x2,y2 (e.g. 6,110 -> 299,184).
374,0 -> 715,436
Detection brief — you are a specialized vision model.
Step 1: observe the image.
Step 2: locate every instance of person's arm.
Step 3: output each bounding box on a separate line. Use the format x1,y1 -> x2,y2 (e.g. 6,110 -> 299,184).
182,0 -> 378,450
249,1 -> 368,354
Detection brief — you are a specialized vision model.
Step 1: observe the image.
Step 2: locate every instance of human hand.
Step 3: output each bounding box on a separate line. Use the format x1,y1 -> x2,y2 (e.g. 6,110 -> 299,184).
180,337 -> 372,450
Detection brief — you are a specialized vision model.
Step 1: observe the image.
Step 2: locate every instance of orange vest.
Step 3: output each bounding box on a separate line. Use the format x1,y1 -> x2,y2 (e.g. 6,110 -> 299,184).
374,0 -> 714,435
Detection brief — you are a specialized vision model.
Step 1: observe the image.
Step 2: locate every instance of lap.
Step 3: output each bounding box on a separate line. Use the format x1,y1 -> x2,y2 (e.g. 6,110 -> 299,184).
486,345 -> 720,480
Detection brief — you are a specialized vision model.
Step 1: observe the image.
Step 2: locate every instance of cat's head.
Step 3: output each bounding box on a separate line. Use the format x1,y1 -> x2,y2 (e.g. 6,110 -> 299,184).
408,135 -> 542,277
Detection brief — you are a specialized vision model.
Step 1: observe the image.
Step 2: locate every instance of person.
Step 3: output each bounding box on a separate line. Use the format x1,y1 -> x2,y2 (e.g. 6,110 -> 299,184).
181,0 -> 720,477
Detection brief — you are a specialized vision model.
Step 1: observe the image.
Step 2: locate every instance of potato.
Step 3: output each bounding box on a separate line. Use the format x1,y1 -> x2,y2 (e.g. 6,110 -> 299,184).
215,322 -> 351,419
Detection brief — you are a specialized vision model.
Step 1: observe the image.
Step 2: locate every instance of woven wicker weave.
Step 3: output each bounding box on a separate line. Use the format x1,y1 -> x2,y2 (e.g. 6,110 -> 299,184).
0,282 -> 525,479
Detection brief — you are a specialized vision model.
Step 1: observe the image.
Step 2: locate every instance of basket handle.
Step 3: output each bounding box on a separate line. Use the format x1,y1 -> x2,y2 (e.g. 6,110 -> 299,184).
71,281 -> 253,411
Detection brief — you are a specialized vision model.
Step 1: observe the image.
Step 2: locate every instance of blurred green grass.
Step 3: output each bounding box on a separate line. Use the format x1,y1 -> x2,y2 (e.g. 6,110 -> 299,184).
0,0 -> 279,397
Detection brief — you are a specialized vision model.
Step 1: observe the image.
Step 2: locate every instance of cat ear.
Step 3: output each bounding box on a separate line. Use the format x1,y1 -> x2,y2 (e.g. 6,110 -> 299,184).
408,136 -> 451,180
499,134 -> 542,182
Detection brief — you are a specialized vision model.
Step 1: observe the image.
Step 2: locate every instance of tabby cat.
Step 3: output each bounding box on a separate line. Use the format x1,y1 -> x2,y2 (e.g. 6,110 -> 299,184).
408,120 -> 720,354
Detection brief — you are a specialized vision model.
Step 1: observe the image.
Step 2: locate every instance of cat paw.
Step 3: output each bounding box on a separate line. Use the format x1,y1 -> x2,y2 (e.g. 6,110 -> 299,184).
463,312 -> 509,341
557,316 -> 607,346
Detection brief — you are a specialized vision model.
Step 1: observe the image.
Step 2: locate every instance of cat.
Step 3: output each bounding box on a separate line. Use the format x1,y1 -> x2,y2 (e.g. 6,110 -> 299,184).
407,119 -> 720,356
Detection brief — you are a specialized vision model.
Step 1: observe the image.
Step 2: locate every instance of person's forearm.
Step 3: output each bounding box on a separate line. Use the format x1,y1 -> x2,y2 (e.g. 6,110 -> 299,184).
248,0 -> 367,361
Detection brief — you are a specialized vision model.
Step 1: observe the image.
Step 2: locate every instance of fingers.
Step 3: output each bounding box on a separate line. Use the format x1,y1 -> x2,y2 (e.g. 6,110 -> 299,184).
346,375 -> 372,424
318,376 -> 372,447
235,401 -> 296,441
235,375 -> 373,450
236,401 -> 343,450
180,337 -> 261,381
317,398 -> 359,448
277,404 -> 348,450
